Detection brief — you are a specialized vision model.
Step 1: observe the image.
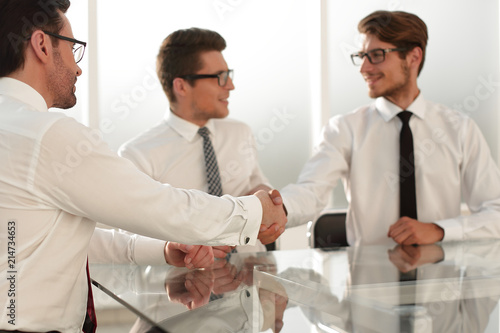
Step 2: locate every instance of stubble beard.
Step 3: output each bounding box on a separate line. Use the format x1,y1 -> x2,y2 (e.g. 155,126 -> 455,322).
49,48 -> 77,109
369,61 -> 411,100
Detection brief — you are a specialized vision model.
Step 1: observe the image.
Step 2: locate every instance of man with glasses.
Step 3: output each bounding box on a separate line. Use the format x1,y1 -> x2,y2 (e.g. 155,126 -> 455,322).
0,1 -> 286,332
281,10 -> 500,246
119,28 -> 283,252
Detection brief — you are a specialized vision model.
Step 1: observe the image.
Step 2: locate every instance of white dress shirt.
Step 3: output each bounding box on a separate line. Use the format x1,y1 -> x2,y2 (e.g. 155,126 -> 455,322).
281,95 -> 500,245
0,77 -> 262,332
119,111 -> 271,252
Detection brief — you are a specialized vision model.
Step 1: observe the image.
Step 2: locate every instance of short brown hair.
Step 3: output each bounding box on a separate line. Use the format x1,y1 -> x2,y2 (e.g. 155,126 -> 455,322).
358,10 -> 428,75
156,28 -> 226,104
0,0 -> 70,77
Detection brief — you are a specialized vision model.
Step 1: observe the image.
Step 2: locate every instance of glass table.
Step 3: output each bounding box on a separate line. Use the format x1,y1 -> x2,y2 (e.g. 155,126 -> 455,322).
91,240 -> 500,332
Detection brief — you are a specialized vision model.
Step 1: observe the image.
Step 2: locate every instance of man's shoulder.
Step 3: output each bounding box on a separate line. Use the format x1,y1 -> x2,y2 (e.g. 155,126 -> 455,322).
118,121 -> 173,153
329,103 -> 376,123
423,100 -> 472,126
0,97 -> 73,135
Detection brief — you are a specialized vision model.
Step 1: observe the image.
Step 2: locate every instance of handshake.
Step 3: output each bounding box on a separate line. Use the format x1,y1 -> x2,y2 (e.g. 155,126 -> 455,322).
254,189 -> 288,245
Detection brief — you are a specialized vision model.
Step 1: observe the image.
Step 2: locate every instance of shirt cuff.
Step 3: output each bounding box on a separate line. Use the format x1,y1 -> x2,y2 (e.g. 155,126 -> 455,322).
237,195 -> 263,246
132,236 -> 167,265
434,217 -> 464,242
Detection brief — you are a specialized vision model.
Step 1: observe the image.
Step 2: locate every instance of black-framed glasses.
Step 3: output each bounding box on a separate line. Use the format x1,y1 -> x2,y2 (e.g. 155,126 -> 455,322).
179,69 -> 234,87
350,48 -> 407,66
43,30 -> 87,64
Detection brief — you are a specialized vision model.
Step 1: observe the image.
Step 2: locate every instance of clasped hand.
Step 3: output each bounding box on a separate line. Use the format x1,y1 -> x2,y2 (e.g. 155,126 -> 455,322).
254,189 -> 287,245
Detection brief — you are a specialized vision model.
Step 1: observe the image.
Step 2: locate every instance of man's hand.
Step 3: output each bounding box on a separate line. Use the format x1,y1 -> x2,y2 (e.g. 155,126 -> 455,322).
212,245 -> 233,258
164,242 -> 215,269
255,189 -> 287,244
387,217 -> 444,245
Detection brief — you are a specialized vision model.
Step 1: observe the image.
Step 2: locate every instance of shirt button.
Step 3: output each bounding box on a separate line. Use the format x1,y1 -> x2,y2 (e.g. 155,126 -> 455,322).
245,237 -> 250,244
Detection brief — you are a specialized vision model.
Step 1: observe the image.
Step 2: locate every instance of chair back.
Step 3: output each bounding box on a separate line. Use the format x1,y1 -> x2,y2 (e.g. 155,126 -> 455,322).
308,210 -> 348,248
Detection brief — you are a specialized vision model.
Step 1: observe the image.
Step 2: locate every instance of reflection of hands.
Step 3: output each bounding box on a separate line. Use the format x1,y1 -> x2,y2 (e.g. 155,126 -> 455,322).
211,259 -> 243,295
259,289 -> 288,333
387,217 -> 444,245
164,242 -> 214,269
237,255 -> 278,287
166,269 -> 215,310
255,189 -> 287,244
388,244 -> 445,273
257,269 -> 288,333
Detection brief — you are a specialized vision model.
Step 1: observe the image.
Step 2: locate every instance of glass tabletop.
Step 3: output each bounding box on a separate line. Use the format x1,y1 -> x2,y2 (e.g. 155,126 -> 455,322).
91,240 -> 500,332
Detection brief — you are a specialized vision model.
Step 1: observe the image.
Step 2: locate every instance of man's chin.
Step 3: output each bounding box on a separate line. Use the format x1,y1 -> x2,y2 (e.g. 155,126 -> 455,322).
51,97 -> 77,110
368,90 -> 381,99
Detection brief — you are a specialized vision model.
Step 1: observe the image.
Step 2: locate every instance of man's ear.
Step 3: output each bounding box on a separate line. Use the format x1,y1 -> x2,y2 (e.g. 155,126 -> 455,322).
29,30 -> 51,64
407,46 -> 423,72
172,77 -> 189,97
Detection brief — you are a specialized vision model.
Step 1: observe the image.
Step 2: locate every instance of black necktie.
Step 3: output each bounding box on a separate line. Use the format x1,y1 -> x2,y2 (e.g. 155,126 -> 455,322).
398,111 -> 417,220
82,260 -> 97,333
198,127 -> 223,196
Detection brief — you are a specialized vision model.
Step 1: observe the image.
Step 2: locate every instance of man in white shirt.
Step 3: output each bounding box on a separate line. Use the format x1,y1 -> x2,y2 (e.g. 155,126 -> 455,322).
281,10 -> 500,246
119,28 -> 284,251
0,1 -> 286,332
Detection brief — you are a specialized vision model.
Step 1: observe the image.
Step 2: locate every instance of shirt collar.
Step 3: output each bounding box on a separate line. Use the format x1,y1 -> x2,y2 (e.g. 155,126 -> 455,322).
164,110 -> 216,142
0,77 -> 48,112
375,94 -> 427,122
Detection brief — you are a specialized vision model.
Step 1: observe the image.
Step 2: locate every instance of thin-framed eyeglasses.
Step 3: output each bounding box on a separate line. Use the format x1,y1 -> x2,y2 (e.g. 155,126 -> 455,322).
42,30 -> 87,64
350,48 -> 407,66
179,69 -> 234,87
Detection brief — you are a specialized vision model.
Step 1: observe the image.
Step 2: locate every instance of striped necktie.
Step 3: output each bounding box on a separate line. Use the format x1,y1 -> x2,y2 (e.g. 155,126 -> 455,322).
198,127 -> 223,196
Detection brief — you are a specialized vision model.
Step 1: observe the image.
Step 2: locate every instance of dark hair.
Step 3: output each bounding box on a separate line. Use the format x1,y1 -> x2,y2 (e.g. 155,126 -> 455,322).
358,10 -> 428,75
156,28 -> 226,104
0,0 -> 70,77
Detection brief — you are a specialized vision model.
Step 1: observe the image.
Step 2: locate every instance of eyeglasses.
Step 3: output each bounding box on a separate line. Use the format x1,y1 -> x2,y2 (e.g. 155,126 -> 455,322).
350,48 -> 407,66
43,30 -> 87,64
179,69 -> 234,87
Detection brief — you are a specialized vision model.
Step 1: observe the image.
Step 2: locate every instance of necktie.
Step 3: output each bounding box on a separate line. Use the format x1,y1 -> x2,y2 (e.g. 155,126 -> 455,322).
198,127 -> 223,196
398,111 -> 417,220
82,260 -> 97,333
397,112 -> 418,331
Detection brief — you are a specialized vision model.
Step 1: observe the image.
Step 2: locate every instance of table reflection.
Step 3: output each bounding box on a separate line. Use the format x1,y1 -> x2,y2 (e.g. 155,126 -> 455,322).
92,240 -> 500,333
92,252 -> 287,332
